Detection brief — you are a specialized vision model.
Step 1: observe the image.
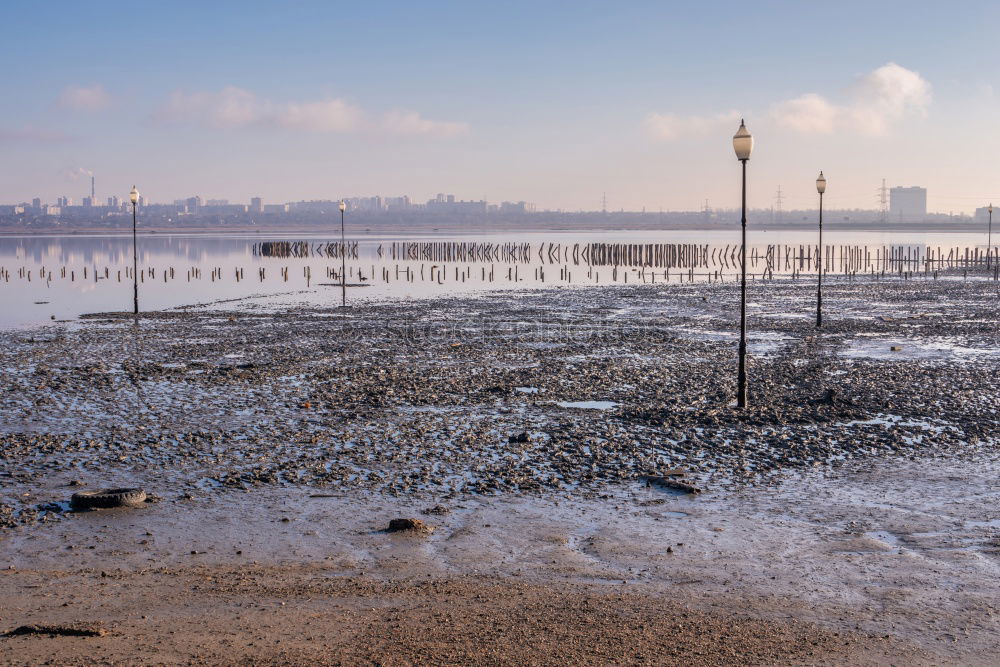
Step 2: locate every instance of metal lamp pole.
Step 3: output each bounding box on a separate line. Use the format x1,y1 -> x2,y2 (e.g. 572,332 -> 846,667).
988,204 -> 993,268
816,172 -> 826,327
339,200 -> 347,307
129,186 -> 140,315
732,120 -> 753,409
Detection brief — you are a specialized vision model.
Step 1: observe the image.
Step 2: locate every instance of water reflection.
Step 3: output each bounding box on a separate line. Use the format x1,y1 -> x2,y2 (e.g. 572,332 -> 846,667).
0,230 -> 995,329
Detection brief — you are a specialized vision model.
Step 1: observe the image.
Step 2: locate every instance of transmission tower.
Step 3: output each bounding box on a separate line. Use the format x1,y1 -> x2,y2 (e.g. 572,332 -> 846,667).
774,186 -> 784,222
601,192 -> 607,214
877,179 -> 889,224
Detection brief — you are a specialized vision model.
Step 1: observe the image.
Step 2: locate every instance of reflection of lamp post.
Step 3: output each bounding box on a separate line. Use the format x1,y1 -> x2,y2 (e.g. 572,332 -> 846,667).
815,171 -> 826,327
732,120 -> 753,409
339,200 -> 347,307
129,186 -> 139,315
988,203 -> 994,267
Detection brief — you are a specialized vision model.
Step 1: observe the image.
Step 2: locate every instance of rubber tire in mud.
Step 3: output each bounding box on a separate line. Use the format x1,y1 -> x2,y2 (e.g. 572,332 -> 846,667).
70,488 -> 147,510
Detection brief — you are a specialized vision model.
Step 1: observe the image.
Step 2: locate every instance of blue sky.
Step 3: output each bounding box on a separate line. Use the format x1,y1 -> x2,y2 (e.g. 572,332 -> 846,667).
3,1 -> 1000,213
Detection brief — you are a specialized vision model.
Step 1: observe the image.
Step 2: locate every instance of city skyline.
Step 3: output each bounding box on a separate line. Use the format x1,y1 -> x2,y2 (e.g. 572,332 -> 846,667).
5,2 -> 1000,214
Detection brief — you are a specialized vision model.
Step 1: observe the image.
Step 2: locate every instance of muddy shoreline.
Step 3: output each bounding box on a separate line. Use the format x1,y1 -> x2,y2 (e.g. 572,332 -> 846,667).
1,277 -> 998,663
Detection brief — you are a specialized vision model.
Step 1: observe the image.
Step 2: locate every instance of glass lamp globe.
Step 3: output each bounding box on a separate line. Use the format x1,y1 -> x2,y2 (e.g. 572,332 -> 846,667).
339,201 -> 346,212
816,172 -> 827,194
732,119 -> 753,161
129,186 -> 139,204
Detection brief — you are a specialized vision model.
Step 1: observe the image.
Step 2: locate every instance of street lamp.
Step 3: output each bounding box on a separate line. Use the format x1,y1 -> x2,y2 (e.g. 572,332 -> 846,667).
988,203 -> 993,267
815,171 -> 826,327
732,119 -> 753,408
129,186 -> 139,315
339,200 -> 347,307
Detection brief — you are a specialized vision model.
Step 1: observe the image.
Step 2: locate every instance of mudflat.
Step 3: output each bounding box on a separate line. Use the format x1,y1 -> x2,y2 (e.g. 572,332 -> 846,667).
1,277 -> 998,664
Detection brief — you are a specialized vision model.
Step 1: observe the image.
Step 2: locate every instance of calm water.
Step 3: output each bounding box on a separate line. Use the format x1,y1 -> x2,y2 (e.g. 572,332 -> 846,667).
0,229 -> 994,329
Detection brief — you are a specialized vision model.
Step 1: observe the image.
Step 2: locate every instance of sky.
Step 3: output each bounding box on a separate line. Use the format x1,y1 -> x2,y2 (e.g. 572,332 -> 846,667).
3,0 -> 1000,214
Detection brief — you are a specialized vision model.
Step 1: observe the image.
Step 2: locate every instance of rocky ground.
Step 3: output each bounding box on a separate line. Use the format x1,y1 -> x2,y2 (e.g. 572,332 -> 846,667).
1,276 -> 998,518
0,275 -> 998,664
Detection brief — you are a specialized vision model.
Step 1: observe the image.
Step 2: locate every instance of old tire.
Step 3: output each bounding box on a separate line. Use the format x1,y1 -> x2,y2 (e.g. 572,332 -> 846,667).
70,488 -> 146,510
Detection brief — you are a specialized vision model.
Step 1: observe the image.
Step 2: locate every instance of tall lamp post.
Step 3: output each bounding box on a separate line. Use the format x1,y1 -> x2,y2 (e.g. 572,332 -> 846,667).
339,200 -> 347,307
129,186 -> 140,315
732,120 -> 753,408
988,203 -> 993,267
815,171 -> 826,327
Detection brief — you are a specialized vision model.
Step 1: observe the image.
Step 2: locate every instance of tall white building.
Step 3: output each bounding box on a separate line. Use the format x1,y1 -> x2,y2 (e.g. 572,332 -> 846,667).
889,186 -> 927,222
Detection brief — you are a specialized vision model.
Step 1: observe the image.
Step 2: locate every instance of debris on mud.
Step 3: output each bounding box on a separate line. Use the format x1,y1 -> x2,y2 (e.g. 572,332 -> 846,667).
70,488 -> 147,511
4,623 -> 108,638
387,518 -> 435,534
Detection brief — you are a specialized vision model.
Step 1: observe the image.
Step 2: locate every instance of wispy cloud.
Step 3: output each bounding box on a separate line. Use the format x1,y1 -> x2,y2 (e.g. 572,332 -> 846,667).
771,63 -> 931,136
154,87 -> 465,138
278,98 -> 363,132
58,84 -> 112,112
382,110 -> 469,137
646,63 -> 931,141
0,125 -> 75,144
644,110 -> 740,141
155,87 -> 270,129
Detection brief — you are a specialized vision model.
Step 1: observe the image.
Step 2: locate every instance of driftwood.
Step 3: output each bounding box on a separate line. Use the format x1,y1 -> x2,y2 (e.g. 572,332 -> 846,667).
4,623 -> 108,638
641,474 -> 702,494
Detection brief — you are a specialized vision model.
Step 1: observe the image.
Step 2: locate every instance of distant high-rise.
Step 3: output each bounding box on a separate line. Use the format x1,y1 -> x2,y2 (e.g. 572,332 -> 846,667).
31,197 -> 41,209
889,186 -> 927,223
250,197 -> 264,213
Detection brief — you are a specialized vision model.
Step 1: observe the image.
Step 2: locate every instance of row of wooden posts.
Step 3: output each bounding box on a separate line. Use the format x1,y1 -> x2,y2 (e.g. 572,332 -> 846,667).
250,240 -> 1000,273
4,253 -> 1000,288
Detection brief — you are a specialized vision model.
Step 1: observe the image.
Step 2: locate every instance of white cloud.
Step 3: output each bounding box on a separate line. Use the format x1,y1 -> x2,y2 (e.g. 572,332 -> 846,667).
770,93 -> 839,133
156,86 -> 264,128
58,84 -> 112,112
278,99 -> 363,132
382,110 -> 469,137
154,88 -> 464,138
644,110 -> 740,141
770,62 -> 931,136
848,62 -> 932,134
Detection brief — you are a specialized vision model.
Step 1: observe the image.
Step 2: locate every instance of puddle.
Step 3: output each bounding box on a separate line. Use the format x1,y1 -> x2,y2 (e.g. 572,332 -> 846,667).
840,338 -> 999,362
555,401 -> 618,410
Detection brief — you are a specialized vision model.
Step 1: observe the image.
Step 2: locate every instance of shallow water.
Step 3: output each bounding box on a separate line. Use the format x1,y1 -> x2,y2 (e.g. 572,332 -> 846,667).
1,229 -> 996,328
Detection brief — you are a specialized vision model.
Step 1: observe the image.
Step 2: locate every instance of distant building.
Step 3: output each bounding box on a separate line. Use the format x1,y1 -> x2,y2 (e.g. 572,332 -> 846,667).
500,201 -> 535,214
82,196 -> 94,207
250,197 -> 264,213
31,197 -> 41,209
263,203 -> 288,214
385,196 -> 411,210
206,199 -> 229,206
426,196 -> 487,213
889,186 -> 927,222
974,206 -> 998,222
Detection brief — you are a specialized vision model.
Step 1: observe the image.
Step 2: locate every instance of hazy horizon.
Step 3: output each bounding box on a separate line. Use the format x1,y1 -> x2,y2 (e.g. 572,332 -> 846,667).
4,2 -> 1000,215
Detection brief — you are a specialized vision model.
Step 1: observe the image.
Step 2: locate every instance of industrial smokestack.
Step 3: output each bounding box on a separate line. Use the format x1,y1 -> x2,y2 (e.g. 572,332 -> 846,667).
91,176 -> 95,200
